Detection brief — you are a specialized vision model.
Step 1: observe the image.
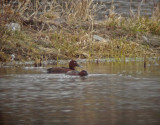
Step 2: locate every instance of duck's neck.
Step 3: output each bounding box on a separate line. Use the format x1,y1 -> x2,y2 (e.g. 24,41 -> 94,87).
69,66 -> 75,70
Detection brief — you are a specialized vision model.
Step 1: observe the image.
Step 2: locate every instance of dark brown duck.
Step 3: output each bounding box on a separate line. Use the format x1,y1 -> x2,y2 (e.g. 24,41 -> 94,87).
47,60 -> 81,73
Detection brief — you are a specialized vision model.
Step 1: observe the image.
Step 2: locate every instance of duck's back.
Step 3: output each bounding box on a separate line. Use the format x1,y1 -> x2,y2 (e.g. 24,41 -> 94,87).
47,67 -> 72,73
66,70 -> 79,75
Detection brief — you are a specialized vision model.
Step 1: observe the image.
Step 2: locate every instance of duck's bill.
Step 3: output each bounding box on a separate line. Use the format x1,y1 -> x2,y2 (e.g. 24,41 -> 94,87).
77,64 -> 83,68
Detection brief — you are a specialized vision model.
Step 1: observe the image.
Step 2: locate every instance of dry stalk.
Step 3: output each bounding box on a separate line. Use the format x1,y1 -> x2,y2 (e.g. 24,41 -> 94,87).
137,0 -> 145,18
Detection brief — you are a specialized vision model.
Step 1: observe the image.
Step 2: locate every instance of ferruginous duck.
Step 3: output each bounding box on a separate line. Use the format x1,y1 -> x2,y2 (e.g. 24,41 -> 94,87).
66,70 -> 88,76
47,60 -> 81,73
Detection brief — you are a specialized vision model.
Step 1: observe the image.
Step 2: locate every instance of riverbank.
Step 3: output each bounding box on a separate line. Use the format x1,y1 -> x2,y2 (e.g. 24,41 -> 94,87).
0,0 -> 160,63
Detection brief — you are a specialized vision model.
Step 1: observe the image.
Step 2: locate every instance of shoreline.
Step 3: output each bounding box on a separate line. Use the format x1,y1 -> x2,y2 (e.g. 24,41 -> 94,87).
1,57 -> 160,67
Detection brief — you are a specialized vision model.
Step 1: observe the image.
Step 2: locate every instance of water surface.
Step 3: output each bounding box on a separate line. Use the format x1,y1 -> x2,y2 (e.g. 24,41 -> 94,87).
0,61 -> 160,125
94,0 -> 160,19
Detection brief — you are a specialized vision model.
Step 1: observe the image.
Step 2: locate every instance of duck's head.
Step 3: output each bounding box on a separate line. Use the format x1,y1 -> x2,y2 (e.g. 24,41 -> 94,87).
69,60 -> 81,70
79,70 -> 88,76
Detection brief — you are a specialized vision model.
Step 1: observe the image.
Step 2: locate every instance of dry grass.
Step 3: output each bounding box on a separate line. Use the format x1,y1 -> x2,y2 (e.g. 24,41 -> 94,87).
0,0 -> 160,62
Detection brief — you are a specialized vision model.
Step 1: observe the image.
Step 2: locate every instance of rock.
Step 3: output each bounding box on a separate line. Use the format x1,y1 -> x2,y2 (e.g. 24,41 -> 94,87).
142,34 -> 160,47
11,54 -> 15,61
93,35 -> 109,42
6,23 -> 21,31
50,25 -> 58,31
142,36 -> 150,44
53,18 -> 66,25
93,35 -> 105,41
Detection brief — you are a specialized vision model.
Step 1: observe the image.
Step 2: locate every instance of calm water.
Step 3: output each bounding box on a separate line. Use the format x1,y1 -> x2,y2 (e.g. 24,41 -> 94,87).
94,0 -> 160,18
0,61 -> 160,125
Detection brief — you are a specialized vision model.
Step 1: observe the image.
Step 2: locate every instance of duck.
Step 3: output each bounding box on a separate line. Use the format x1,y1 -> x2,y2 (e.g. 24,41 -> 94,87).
47,60 -> 81,73
66,70 -> 88,76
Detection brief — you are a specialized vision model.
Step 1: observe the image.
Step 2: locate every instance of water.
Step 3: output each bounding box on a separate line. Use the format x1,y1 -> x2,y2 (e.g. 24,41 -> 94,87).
0,61 -> 160,125
93,0 -> 160,19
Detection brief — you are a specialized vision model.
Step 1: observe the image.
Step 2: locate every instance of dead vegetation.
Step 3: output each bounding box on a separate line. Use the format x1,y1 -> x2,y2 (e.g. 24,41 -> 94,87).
0,0 -> 160,62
